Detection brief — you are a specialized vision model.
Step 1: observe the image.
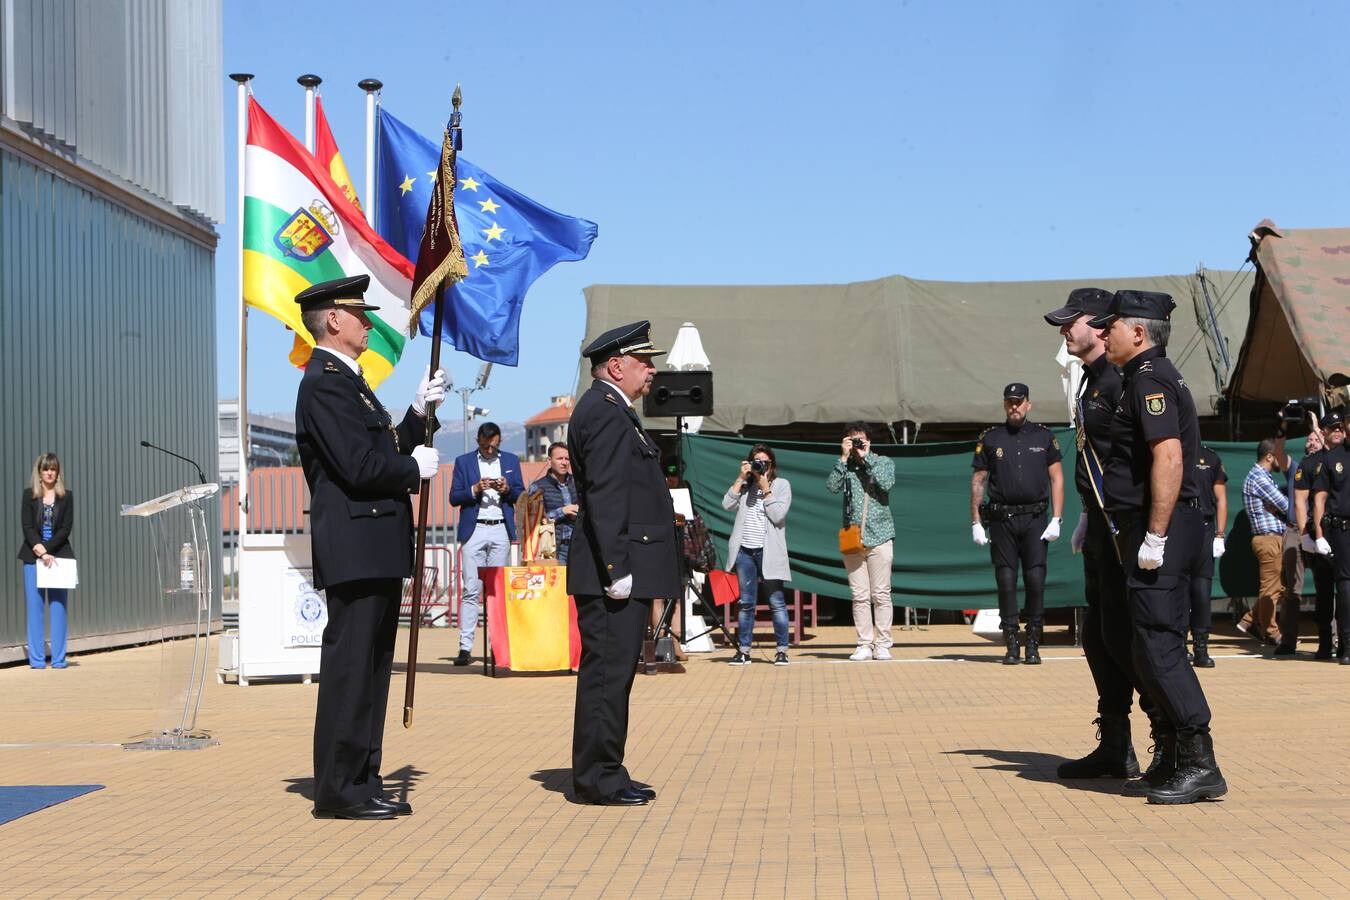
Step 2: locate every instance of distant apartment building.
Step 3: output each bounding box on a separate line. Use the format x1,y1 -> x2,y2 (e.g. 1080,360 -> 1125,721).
218,400 -> 298,483
524,395 -> 573,461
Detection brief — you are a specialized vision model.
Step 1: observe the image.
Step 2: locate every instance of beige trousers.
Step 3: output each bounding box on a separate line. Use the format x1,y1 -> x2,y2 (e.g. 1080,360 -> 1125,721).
845,540 -> 893,649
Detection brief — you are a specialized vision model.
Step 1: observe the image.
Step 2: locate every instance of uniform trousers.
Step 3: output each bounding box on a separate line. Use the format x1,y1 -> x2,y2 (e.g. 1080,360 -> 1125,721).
989,511 -> 1048,631
313,577 -> 401,810
572,592 -> 652,801
1305,550 -> 1337,631
1080,506 -> 1149,717
1120,505 -> 1212,736
1189,518 -> 1217,634
1325,523 -> 1350,632
459,522 -> 510,652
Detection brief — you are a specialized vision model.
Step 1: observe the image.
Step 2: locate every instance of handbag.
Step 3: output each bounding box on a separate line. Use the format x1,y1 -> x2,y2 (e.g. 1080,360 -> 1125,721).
838,481 -> 869,555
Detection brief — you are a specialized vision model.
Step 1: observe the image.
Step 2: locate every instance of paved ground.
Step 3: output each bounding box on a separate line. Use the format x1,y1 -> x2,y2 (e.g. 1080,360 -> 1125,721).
2,622 -> 1348,898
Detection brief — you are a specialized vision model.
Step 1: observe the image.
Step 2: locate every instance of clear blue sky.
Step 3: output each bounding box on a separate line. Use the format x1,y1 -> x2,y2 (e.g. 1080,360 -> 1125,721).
219,0 -> 1350,423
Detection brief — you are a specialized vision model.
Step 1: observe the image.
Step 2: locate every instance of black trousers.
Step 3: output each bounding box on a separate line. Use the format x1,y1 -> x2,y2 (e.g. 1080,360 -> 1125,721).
1081,505 -> 1153,717
1120,506 -> 1212,736
313,577 -> 401,810
572,593 -> 652,801
1189,517 -> 1217,634
1326,525 -> 1350,633
989,511 -> 1048,631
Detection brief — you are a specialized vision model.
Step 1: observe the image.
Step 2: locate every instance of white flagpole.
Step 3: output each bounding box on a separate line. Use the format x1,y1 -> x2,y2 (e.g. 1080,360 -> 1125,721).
299,73 -> 321,151
359,78 -> 382,225
228,73 -> 253,586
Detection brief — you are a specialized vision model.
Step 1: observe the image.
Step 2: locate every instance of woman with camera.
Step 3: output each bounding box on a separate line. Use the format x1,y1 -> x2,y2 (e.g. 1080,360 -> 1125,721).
826,423 -> 896,661
722,444 -> 793,665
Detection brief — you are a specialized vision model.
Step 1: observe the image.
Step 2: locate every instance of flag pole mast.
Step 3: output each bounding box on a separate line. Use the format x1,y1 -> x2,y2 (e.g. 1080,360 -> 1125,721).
229,73 -> 253,590
405,85 -> 464,729
359,78 -> 382,226
298,74 -> 321,151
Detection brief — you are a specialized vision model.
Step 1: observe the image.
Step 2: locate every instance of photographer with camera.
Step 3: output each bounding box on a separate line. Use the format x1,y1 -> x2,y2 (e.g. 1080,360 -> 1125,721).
722,444 -> 793,665
826,424 -> 896,661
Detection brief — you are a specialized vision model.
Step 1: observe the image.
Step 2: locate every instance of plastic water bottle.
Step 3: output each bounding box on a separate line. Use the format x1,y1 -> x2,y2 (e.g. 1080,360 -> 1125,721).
179,542 -> 195,592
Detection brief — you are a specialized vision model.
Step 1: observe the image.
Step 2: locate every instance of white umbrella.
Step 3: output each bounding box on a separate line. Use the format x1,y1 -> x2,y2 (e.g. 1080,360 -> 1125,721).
666,322 -> 710,433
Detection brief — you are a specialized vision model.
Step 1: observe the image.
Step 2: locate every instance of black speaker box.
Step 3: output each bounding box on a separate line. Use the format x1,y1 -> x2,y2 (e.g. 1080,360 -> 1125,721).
643,371 -> 713,418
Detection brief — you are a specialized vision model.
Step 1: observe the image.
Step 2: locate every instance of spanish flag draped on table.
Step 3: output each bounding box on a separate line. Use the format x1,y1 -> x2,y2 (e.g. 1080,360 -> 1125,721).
481,566 -> 582,673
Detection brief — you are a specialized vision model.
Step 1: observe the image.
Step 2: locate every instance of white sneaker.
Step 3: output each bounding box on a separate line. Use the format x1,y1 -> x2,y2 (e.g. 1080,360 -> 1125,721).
874,647 -> 893,661
849,646 -> 873,661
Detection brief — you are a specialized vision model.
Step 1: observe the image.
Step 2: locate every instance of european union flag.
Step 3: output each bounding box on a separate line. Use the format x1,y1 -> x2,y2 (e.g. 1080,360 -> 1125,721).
376,108 -> 598,365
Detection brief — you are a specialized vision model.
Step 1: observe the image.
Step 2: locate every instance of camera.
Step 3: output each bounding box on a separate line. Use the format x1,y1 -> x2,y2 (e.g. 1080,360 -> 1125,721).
851,438 -> 865,450
749,459 -> 767,474
1281,396 -> 1321,424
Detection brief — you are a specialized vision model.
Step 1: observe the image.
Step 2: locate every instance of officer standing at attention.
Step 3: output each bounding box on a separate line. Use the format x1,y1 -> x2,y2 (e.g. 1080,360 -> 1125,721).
293,275 -> 443,820
1044,288 -> 1152,781
1090,289 -> 1226,804
567,321 -> 679,806
1189,444 -> 1229,667
971,383 -> 1064,665
1310,408 -> 1350,664
1297,411 -> 1343,659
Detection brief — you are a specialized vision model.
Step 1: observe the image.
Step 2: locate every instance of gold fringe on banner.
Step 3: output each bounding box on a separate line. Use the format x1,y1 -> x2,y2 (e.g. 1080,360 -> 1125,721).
408,127 -> 470,333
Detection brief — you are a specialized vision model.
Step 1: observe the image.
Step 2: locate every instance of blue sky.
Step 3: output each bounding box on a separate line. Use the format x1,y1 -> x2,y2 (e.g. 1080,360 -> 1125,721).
219,0 -> 1350,423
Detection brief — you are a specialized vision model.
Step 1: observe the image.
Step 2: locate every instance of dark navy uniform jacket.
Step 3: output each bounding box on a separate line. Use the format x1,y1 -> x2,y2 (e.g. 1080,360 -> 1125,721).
295,349 -> 433,591
566,379 -> 679,599
1103,347 -> 1200,514
1195,445 -> 1228,519
1313,441 -> 1350,517
1075,353 -> 1124,502
972,421 -> 1062,505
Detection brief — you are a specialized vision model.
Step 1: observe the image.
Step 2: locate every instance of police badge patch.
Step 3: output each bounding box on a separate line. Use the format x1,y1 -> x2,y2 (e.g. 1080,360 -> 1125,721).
1144,393 -> 1166,415
1338,462 -> 1345,474
996,447 -> 1004,459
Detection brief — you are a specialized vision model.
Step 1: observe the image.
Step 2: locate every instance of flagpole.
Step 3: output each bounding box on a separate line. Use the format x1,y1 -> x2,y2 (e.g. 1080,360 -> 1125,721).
406,85 -> 466,729
359,78 -> 382,226
298,74 -> 321,151
229,72 -> 253,590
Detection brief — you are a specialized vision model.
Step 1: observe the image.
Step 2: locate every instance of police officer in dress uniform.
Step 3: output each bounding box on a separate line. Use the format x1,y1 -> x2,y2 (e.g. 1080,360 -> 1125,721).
568,321 -> 680,806
1090,289 -> 1226,804
1298,410 -> 1344,659
1310,408 -> 1350,664
1189,445 -> 1228,667
293,275 -> 443,820
970,383 -> 1065,665
1044,288 -> 1154,780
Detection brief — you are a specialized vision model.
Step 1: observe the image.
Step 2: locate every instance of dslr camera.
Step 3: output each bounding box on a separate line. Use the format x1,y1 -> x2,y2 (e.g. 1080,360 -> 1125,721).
851,437 -> 865,450
749,458 -> 768,474
1281,396 -> 1321,422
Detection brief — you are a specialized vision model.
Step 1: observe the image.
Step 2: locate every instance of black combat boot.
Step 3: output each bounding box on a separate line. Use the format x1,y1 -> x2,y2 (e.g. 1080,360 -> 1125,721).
1147,731 -> 1227,804
1002,628 -> 1020,665
1024,626 -> 1042,665
1122,714 -> 1174,797
1339,632 -> 1350,665
1315,627 -> 1334,660
1192,632 -> 1215,668
1057,714 -> 1139,779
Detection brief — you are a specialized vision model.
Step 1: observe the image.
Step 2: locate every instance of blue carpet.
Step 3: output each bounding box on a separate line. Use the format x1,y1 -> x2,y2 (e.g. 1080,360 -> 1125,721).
0,785 -> 104,825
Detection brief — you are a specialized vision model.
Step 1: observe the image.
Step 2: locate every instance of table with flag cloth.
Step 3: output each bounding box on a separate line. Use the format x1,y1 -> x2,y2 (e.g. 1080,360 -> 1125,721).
481,565 -> 581,674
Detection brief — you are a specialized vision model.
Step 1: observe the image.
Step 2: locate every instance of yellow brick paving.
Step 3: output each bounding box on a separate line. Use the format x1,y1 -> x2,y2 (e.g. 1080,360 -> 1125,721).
2,624 -> 1348,898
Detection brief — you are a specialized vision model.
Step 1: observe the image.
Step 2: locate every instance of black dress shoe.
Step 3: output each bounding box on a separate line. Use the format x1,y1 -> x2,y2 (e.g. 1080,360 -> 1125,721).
452,649 -> 471,667
628,785 -> 656,801
313,798 -> 398,820
588,789 -> 648,806
370,796 -> 413,816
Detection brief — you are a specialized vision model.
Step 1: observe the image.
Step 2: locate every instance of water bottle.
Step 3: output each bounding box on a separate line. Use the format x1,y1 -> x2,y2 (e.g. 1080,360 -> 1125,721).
179,542 -> 196,592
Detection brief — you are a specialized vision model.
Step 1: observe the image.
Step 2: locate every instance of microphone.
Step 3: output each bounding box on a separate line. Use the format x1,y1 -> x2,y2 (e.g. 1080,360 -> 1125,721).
140,440 -> 208,485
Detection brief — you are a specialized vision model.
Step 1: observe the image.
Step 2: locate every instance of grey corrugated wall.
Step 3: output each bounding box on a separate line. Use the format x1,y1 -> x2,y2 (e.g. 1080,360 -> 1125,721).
0,147 -> 219,654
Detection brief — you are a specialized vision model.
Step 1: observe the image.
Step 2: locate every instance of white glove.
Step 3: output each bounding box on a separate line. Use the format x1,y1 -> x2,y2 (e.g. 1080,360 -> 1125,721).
1316,536 -> 1334,557
411,445 -> 439,479
605,573 -> 633,600
1212,535 -> 1226,558
972,523 -> 989,546
1040,517 -> 1062,542
1137,531 -> 1167,570
1070,512 -> 1088,554
1301,533 -> 1318,554
412,366 -> 447,416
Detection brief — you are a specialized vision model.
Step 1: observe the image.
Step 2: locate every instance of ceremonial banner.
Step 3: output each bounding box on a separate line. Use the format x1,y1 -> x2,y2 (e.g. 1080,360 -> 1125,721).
408,123 -> 468,330
481,566 -> 580,673
375,107 -> 598,365
243,97 -> 414,387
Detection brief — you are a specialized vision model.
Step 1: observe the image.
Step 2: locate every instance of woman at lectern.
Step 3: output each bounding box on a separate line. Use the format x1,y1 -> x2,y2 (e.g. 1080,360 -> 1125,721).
17,453 -> 75,669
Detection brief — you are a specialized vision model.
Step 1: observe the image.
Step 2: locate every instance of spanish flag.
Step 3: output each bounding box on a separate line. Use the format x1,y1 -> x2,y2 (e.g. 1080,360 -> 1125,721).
314,96 -> 362,214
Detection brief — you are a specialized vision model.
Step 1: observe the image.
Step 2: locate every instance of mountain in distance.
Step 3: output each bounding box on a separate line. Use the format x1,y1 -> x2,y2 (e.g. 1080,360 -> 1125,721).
432,419 -> 525,458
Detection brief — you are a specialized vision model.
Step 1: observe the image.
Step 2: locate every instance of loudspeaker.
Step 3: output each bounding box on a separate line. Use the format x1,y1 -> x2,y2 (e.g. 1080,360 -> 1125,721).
643,371 -> 713,418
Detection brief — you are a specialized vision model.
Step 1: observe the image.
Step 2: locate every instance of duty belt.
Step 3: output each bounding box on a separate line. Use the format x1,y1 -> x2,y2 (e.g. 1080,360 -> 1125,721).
986,501 -> 1048,520
1180,497 -> 1201,509
1323,514 -> 1350,532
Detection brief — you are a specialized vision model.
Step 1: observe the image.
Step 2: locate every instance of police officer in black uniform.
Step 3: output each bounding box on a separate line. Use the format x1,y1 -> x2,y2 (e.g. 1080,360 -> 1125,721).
294,275 -> 443,820
1310,408 -> 1350,664
568,321 -> 680,806
1045,288 -> 1153,780
1090,289 -> 1226,804
1298,410 -> 1343,659
1189,444 -> 1228,667
971,383 -> 1065,665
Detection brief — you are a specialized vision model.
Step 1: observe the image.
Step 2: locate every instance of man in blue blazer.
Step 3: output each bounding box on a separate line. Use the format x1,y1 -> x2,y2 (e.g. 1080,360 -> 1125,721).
449,422 -> 526,666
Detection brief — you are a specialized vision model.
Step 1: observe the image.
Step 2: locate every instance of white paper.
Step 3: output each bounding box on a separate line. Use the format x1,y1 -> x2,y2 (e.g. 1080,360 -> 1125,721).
35,558 -> 79,589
